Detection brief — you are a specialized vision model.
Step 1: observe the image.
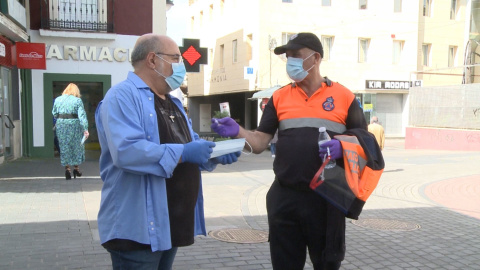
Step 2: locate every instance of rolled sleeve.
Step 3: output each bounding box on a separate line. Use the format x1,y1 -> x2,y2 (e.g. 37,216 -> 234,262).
159,144 -> 184,178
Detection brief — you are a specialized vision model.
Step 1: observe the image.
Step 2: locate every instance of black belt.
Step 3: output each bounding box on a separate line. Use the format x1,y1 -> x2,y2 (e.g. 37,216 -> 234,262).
57,114 -> 78,119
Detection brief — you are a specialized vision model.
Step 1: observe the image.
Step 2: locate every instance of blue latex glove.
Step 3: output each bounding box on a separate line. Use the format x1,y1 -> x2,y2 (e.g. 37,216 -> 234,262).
213,151 -> 241,165
211,117 -> 240,137
182,140 -> 216,164
319,139 -> 343,160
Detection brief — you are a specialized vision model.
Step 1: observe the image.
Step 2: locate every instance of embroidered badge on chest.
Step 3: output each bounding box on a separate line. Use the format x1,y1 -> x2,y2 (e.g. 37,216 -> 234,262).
323,96 -> 335,111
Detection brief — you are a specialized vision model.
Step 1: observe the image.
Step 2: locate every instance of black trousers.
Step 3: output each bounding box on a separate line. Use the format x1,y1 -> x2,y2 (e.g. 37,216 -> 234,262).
266,180 -> 343,270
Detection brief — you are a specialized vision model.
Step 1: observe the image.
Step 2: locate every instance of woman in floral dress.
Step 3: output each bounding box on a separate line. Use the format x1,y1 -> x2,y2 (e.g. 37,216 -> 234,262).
52,83 -> 89,180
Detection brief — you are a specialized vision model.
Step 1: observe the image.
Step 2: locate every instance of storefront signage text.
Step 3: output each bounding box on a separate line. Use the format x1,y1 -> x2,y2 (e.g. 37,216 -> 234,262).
46,45 -> 132,62
365,80 -> 422,90
211,68 -> 227,83
16,42 -> 47,69
366,80 -> 410,89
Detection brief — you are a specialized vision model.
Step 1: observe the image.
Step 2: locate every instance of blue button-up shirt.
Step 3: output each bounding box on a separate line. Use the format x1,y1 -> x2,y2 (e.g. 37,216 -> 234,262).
95,72 -> 214,252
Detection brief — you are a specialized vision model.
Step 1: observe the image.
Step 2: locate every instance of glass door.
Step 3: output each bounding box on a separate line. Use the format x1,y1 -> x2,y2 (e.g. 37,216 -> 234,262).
0,67 -> 13,159
53,81 -> 103,151
0,73 -> 3,158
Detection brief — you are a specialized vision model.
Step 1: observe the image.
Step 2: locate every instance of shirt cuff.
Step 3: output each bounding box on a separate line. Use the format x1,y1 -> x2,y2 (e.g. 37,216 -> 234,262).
158,144 -> 184,178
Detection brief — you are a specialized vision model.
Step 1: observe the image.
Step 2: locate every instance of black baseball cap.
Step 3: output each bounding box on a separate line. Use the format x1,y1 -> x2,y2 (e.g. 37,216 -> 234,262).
274,32 -> 324,57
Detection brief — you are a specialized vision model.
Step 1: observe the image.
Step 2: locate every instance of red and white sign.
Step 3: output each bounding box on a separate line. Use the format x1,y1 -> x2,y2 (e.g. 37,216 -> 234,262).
16,42 -> 46,70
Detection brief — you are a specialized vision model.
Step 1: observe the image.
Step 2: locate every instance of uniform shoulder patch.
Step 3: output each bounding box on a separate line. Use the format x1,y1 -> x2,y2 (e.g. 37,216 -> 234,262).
323,96 -> 335,111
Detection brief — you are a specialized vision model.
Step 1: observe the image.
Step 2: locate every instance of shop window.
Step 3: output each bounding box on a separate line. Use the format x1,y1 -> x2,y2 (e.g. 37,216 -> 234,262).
232,39 -> 238,63
422,44 -> 431,66
393,40 -> 404,64
450,0 -> 457,20
448,46 -> 457,67
394,0 -> 402,12
322,36 -> 334,61
359,0 -> 367,9
220,44 -> 224,68
358,38 -> 370,63
423,0 -> 432,17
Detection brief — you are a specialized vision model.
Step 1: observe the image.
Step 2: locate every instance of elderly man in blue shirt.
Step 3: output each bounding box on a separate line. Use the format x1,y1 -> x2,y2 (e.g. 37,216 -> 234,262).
95,34 -> 240,269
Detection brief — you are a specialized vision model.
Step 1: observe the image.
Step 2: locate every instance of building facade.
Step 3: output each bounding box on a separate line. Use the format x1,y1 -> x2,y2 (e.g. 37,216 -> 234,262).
0,0 -> 29,164
185,0 -> 471,138
21,0 -> 172,159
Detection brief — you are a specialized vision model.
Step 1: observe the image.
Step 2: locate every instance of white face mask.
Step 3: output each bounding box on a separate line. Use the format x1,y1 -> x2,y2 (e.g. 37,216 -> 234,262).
210,138 -> 246,158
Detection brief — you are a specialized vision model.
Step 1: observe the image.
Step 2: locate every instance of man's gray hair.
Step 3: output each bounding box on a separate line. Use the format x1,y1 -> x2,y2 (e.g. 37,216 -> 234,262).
131,36 -> 162,67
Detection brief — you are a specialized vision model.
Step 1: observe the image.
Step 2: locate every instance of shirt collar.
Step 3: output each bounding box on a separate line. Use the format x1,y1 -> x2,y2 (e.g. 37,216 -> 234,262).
128,71 -> 150,89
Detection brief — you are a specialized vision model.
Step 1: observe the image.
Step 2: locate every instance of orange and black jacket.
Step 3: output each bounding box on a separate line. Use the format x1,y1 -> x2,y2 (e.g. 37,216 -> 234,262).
310,128 -> 385,219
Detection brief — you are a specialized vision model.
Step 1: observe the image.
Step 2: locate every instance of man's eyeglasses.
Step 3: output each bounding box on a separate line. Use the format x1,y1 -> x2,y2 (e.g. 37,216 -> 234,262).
155,52 -> 183,63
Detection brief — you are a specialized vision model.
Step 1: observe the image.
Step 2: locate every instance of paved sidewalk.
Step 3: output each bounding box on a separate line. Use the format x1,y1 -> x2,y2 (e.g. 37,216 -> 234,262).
0,139 -> 479,269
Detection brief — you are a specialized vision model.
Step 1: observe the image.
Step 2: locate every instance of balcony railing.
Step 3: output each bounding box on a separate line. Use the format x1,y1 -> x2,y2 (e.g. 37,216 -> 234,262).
40,0 -> 114,32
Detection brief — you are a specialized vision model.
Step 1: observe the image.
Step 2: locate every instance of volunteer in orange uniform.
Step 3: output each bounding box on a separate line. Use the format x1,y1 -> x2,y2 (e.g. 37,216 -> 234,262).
211,32 -> 368,270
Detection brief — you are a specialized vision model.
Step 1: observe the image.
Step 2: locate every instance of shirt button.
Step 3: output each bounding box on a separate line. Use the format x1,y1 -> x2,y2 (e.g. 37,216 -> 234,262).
150,222 -> 154,225
151,228 -> 154,231
150,114 -> 153,117
149,97 -> 152,100
147,136 -> 151,139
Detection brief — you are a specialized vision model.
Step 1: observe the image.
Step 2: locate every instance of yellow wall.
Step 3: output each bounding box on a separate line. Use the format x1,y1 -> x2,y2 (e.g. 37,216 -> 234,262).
417,0 -> 467,86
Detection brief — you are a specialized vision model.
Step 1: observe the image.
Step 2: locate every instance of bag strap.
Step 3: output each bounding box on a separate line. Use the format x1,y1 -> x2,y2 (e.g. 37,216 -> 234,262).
309,155 -> 331,190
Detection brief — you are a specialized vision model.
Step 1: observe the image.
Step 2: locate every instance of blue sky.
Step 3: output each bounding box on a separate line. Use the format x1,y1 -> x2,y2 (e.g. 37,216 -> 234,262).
166,0 -> 189,46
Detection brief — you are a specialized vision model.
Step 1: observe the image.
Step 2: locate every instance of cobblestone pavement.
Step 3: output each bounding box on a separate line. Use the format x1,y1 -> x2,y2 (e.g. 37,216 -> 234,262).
0,139 -> 479,269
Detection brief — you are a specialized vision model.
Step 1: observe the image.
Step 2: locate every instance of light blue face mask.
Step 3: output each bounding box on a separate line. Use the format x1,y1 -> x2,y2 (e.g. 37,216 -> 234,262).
154,55 -> 186,90
286,53 -> 315,82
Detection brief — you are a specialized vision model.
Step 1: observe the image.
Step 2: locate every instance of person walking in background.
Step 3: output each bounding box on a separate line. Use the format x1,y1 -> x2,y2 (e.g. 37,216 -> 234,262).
270,130 -> 278,158
95,34 -> 240,270
368,116 -> 385,150
52,83 -> 89,180
211,32 -> 382,270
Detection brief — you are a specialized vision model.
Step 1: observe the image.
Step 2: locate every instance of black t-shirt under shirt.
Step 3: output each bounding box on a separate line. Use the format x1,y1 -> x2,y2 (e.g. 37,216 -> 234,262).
155,94 -> 200,248
102,93 -> 200,251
